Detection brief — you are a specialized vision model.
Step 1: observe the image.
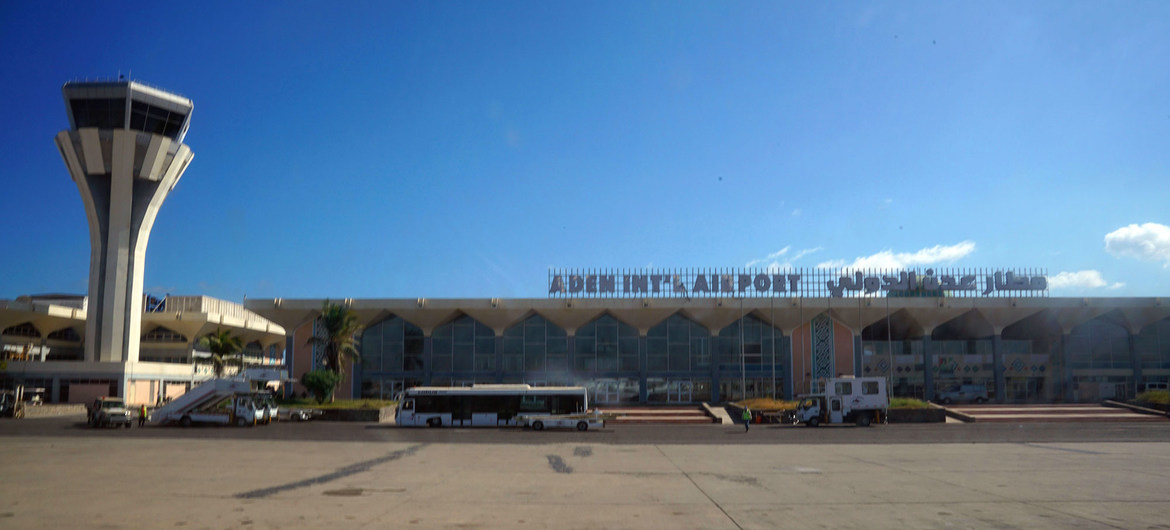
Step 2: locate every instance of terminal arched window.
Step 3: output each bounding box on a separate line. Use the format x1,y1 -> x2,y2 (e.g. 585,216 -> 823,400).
647,314 -> 709,371
361,316 -> 424,372
2,322 -> 41,338
576,314 -> 639,372
432,315 -> 495,373
502,314 -> 567,376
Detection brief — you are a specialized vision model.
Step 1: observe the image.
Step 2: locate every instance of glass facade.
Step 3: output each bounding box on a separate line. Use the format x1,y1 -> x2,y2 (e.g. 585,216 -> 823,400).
360,315 -> 424,374
1068,318 -> 1131,370
432,315 -> 495,373
575,314 -> 639,372
351,308 -> 1170,405
503,314 -> 568,377
647,314 -> 709,372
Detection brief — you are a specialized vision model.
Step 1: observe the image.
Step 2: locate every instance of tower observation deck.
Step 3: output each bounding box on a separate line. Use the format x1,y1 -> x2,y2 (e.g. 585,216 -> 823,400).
54,80 -> 195,363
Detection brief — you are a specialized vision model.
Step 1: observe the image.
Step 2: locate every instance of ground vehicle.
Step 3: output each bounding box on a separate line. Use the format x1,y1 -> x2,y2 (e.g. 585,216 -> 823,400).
178,395 -> 260,427
88,397 -> 133,428
395,384 -> 589,428
521,412 -> 606,431
151,379 -> 258,426
936,384 -> 989,404
286,408 -> 320,421
255,393 -> 278,423
796,377 -> 888,427
1,390 -> 25,418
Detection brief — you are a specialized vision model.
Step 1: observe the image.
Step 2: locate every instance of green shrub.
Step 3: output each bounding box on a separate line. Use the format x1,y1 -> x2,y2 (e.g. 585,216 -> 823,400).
890,397 -> 931,409
1135,390 -> 1169,405
300,370 -> 341,404
733,397 -> 798,410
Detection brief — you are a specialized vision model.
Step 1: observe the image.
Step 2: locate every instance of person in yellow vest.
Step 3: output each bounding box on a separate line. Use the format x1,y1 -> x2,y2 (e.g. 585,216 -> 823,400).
742,407 -> 752,432
138,403 -> 148,427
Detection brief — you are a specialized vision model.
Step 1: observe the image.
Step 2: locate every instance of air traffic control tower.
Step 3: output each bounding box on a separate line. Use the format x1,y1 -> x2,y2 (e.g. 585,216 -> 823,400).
54,80 -> 194,363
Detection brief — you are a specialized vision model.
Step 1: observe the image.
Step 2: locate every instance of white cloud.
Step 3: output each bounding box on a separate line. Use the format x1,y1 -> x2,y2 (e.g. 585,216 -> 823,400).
745,247 -> 789,268
1048,270 -> 1125,290
745,246 -> 822,270
815,241 -> 976,270
791,208 -> 802,217
1104,222 -> 1170,266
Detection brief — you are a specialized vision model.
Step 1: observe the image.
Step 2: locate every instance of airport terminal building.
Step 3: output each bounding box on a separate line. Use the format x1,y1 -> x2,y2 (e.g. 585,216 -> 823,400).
5,79 -> 1168,407
246,268 -> 1170,405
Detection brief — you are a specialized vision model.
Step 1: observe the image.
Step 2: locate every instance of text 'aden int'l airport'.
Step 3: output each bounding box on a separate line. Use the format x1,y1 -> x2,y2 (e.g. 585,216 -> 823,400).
2,80 -> 1168,407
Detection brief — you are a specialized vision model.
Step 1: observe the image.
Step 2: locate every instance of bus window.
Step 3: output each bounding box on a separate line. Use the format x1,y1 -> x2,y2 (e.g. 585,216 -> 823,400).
499,396 -> 520,420
471,395 -> 501,413
551,395 -> 585,414
520,395 -> 547,413
401,400 -> 414,411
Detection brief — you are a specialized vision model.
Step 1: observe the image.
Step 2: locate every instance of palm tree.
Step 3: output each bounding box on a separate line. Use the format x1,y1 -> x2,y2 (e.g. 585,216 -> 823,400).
306,301 -> 362,402
199,328 -> 243,379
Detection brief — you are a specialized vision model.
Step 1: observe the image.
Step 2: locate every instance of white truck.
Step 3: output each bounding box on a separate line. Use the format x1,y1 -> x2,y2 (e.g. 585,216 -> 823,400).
796,377 -> 889,427
152,379 -> 260,427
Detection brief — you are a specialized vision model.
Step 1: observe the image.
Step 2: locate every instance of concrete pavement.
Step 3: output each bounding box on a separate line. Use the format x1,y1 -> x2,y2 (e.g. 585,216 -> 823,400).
1,422 -> 1168,529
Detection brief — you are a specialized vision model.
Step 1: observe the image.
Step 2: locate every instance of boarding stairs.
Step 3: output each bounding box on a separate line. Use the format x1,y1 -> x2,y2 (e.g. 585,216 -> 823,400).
151,378 -> 252,424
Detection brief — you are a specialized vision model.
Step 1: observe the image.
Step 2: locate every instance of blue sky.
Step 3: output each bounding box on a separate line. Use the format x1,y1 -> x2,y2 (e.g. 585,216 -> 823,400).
1,1 -> 1168,301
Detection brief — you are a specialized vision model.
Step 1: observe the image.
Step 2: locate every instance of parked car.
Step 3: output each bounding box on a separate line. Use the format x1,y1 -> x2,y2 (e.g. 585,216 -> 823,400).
937,384 -> 989,404
89,397 -> 133,428
286,409 -> 321,421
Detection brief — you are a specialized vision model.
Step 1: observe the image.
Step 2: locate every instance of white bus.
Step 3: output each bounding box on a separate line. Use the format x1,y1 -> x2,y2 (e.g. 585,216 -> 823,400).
394,384 -> 593,429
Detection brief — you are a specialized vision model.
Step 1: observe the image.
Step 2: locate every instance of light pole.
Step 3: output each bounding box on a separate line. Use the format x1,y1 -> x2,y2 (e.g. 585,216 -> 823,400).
739,294 -> 745,402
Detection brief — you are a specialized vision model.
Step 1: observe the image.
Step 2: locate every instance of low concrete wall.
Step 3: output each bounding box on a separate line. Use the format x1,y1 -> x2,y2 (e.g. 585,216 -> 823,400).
888,408 -> 946,423
316,406 -> 395,422
23,404 -> 86,419
1105,400 -> 1170,416
702,403 -> 732,424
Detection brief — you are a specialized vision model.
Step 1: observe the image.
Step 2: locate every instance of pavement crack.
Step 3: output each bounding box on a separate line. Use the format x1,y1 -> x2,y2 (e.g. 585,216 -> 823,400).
546,454 -> 573,474
655,446 -> 744,530
233,444 -> 425,499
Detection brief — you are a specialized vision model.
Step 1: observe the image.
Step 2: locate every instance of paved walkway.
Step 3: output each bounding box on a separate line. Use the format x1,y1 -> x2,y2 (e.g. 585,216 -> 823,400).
603,405 -> 717,424
947,403 -> 1167,423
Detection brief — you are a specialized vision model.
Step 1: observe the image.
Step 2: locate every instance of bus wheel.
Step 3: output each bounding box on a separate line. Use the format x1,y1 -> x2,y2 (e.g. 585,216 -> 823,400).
576,421 -> 588,431
856,414 -> 872,427
427,418 -> 441,428
179,416 -> 192,427
532,420 -> 544,431
807,417 -> 820,427
236,417 -> 248,427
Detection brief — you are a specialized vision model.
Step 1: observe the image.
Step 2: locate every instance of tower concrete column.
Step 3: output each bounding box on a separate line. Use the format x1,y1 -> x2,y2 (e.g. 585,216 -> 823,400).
54,80 -> 194,364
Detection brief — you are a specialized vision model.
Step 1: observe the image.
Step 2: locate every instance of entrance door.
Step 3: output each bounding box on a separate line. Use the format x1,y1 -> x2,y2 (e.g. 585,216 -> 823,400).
1025,378 -> 1040,402
595,381 -> 620,404
385,380 -> 405,400
667,380 -> 692,403
829,398 -> 843,423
